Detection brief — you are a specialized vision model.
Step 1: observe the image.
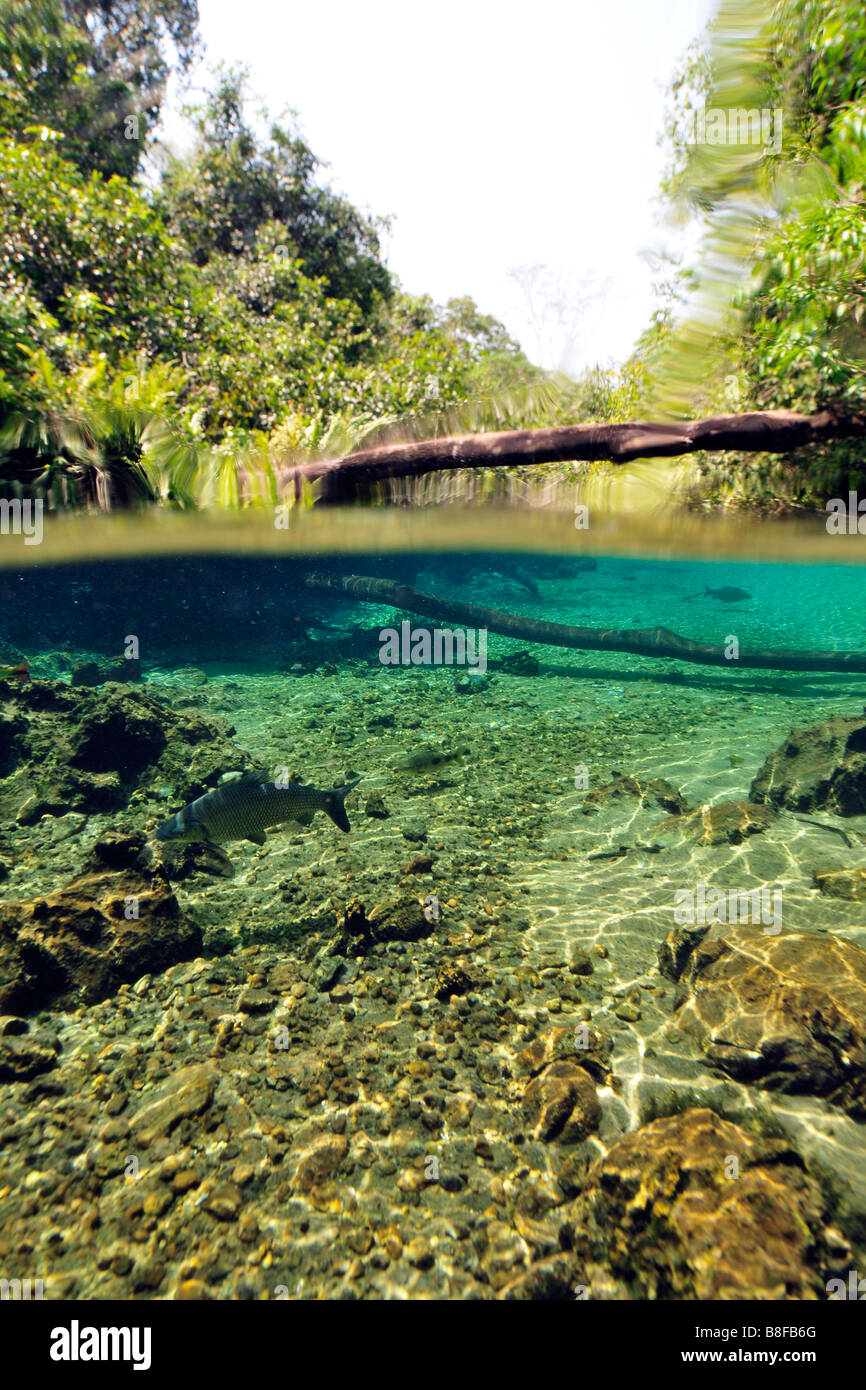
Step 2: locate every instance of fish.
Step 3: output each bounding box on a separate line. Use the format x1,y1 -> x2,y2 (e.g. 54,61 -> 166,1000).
155,770 -> 361,846
0,661 -> 29,682
396,745 -> 468,771
702,585 -> 752,602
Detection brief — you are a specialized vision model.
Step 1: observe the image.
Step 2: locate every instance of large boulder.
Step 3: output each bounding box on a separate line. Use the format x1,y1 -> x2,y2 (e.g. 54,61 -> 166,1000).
567,1108 -> 836,1300
0,831 -> 201,1014
659,923 -> 866,1116
750,714 -> 866,815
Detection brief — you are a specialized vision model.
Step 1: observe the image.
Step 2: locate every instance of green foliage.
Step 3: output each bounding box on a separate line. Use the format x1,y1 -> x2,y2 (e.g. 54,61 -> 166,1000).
0,0 -> 200,180
654,0 -> 866,509
0,137 -> 191,364
160,69 -> 391,317
0,13 -> 614,511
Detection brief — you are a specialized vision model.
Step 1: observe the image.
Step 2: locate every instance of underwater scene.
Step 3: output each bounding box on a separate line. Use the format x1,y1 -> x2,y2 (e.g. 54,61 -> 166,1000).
2,542 -> 866,1302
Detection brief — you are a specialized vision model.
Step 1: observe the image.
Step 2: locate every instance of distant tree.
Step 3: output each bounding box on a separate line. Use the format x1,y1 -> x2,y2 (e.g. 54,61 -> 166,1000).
437,296 -> 522,359
161,69 -> 392,317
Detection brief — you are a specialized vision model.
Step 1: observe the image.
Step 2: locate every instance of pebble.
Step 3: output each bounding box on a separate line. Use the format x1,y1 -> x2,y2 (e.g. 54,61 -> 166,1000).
293,1133 -> 349,1191
129,1063 -> 217,1145
405,1237 -> 434,1268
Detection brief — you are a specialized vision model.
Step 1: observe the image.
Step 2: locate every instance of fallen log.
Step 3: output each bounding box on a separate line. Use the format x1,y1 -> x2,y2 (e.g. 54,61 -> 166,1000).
287,408 -> 866,501
305,571 -> 866,674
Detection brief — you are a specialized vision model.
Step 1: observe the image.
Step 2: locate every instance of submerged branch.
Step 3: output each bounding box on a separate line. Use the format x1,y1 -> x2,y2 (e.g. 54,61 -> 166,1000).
306,571 -> 866,674
288,408 -> 866,501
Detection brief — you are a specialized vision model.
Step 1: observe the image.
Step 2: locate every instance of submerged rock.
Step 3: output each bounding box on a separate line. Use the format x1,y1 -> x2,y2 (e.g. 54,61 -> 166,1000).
0,1031 -> 60,1082
659,923 -> 866,1116
651,800 -> 776,846
364,792 -> 390,819
751,714 -> 866,815
0,678 -> 252,821
401,853 -> 434,875
129,1062 -> 217,1146
331,892 -> 438,955
367,893 -> 436,943
293,1132 -> 349,1192
522,1060 -> 601,1143
500,651 -> 540,676
70,658 -> 141,687
582,771 -> 689,816
434,959 -> 475,1000
517,1024 -> 612,1085
813,866 -> 866,901
0,831 -> 201,1014
568,1108 -> 833,1299
454,671 -> 492,694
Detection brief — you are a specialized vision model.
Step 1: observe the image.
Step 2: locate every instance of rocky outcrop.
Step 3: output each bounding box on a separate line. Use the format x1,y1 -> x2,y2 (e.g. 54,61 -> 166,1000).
0,678 -> 252,822
659,924 -> 866,1116
750,714 -> 866,814
0,832 -> 201,1015
568,1108 -> 835,1299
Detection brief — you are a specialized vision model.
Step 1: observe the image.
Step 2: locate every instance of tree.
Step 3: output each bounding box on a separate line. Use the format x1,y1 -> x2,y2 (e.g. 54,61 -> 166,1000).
161,69 -> 392,317
652,0 -> 866,506
0,136 -> 192,362
0,0 -> 200,180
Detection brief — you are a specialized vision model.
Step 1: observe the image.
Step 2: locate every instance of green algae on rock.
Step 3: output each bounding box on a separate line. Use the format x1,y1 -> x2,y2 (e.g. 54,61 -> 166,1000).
0,679 -> 253,823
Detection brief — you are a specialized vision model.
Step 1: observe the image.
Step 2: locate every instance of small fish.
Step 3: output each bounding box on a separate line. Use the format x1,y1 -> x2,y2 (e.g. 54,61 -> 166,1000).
587,842 -> 663,861
0,661 -> 29,682
155,770 -> 361,846
396,745 -> 468,771
703,585 -> 752,603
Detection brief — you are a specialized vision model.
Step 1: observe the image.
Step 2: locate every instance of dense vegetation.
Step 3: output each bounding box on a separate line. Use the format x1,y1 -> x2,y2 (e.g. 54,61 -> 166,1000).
0,0 -> 586,505
654,0 -> 866,510
1,0 -> 864,510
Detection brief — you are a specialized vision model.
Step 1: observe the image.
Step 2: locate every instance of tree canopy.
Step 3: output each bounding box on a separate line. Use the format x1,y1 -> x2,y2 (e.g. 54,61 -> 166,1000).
4,0 -> 863,511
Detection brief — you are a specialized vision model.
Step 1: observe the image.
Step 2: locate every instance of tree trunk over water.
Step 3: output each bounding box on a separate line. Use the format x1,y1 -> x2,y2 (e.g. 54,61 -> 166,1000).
287,408 -> 866,502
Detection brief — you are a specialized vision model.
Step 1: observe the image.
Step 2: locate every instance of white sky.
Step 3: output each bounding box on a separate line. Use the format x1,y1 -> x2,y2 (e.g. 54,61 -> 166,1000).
159,0 -> 717,374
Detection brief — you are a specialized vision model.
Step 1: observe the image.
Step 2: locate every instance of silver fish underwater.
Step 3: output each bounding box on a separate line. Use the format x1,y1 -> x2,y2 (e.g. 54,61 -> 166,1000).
703,585 -> 752,602
155,771 -> 361,846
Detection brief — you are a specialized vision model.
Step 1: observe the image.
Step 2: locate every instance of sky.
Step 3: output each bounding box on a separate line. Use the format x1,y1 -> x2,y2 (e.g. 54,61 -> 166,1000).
159,0 -> 717,374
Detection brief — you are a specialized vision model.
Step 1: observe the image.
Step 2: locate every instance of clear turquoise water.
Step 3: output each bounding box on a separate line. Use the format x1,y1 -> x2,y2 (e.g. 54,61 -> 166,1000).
2,544 -> 866,1301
